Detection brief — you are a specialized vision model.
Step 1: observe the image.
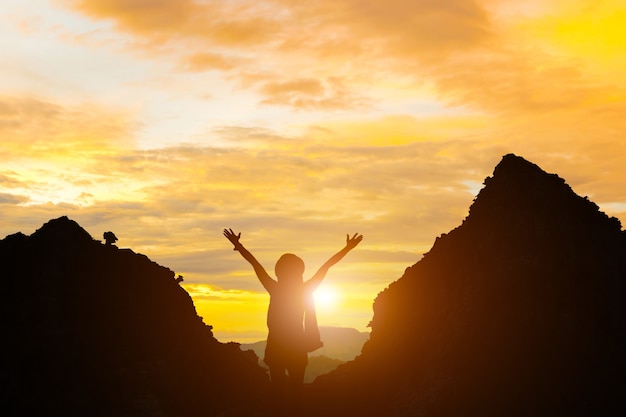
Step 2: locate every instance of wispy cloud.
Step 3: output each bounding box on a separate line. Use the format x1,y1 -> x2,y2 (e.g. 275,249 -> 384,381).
67,0 -> 280,46
180,52 -> 241,72
60,0 -> 494,111
0,96 -> 136,158
0,193 -> 29,205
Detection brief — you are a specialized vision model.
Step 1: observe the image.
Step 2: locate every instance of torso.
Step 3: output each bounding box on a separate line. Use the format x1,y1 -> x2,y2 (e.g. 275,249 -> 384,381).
264,281 -> 313,368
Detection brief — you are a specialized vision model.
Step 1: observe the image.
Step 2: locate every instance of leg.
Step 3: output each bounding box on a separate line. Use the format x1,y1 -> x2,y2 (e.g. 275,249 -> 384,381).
269,365 -> 288,416
287,363 -> 306,417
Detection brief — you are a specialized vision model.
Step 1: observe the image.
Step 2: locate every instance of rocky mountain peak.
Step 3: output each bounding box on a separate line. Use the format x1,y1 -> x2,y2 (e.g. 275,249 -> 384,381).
0,217 -> 269,417
30,215 -> 96,246
313,154 -> 626,417
466,153 -> 621,233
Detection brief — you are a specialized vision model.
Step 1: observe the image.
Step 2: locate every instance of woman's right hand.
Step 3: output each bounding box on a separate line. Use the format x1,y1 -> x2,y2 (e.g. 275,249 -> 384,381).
223,228 -> 242,250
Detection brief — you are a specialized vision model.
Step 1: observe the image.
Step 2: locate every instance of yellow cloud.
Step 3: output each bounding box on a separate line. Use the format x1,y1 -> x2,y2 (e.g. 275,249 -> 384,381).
0,95 -> 153,206
501,0 -> 626,93
529,2 -> 626,61
68,0 -> 491,51
62,0 -> 495,112
0,96 -> 135,159
274,0 -> 491,55
258,77 -> 371,110
181,52 -> 239,72
307,114 -> 490,146
68,0 -> 279,46
70,0 -> 195,33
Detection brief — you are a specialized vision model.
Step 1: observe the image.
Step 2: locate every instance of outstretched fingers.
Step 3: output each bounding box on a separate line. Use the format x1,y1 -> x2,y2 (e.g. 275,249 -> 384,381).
346,233 -> 363,248
223,228 -> 241,242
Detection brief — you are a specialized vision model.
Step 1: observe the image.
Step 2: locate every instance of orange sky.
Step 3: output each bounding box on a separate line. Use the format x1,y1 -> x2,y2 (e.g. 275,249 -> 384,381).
2,0 -> 625,342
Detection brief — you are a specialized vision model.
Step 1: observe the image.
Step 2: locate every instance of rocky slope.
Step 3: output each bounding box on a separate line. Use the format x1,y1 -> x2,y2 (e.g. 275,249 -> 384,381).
0,217 -> 268,417
311,154 -> 626,417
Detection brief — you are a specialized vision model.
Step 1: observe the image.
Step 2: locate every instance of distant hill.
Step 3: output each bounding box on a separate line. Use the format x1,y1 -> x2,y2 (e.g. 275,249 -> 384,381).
241,326 -> 369,382
0,217 -> 269,417
304,356 -> 344,383
310,154 -> 626,417
241,326 -> 368,362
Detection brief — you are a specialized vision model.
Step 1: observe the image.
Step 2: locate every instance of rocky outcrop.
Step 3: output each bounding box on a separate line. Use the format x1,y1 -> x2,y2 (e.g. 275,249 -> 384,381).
0,217 -> 268,417
312,154 -> 626,417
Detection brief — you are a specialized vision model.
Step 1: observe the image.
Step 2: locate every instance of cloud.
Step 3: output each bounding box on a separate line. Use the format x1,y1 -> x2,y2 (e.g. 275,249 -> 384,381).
258,77 -> 371,110
0,172 -> 21,188
67,0 -> 490,52
181,52 -> 239,72
0,193 -> 29,205
0,96 -> 136,160
275,0 -> 491,57
69,0 -> 195,35
416,0 -> 626,118
61,0 -> 493,111
58,0 -> 624,119
430,47 -> 614,116
262,78 -> 324,98
68,0 -> 280,46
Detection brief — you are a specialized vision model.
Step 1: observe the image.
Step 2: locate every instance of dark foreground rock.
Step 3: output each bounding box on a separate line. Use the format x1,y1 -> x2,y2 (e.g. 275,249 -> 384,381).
311,154 -> 626,417
0,217 -> 268,417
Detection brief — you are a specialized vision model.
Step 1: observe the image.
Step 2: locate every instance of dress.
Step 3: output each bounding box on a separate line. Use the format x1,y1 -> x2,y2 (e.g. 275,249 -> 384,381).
263,282 -> 312,370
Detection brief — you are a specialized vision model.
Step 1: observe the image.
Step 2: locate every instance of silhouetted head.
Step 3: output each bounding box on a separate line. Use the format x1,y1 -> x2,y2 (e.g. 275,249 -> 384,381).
275,253 -> 305,284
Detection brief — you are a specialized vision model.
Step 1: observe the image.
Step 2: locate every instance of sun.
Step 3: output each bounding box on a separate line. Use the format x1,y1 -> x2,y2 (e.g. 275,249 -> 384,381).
313,285 -> 339,311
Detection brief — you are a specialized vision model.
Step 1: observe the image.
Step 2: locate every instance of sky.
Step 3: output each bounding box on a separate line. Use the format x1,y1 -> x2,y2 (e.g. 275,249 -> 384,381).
1,0 -> 625,343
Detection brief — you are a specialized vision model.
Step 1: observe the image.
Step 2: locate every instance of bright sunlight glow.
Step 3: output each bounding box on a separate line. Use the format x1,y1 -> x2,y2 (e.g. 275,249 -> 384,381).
314,284 -> 339,311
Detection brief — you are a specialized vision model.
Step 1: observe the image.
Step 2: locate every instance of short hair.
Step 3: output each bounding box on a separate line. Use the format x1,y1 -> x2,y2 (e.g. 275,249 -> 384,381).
275,253 -> 304,283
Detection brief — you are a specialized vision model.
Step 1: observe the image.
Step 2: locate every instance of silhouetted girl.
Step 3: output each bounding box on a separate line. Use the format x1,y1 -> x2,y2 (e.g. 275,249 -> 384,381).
223,229 -> 363,416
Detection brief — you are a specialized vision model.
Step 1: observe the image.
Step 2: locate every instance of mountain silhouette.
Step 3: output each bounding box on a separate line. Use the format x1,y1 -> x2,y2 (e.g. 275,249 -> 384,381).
310,154 -> 626,417
0,217 -> 268,417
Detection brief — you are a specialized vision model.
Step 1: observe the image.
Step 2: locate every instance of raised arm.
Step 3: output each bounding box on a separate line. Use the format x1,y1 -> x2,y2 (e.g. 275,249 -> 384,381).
306,233 -> 363,290
223,228 -> 275,292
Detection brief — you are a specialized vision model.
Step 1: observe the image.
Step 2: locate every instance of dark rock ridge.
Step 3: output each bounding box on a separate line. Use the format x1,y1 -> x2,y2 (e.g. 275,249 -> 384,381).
0,217 -> 268,417
311,154 -> 626,417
